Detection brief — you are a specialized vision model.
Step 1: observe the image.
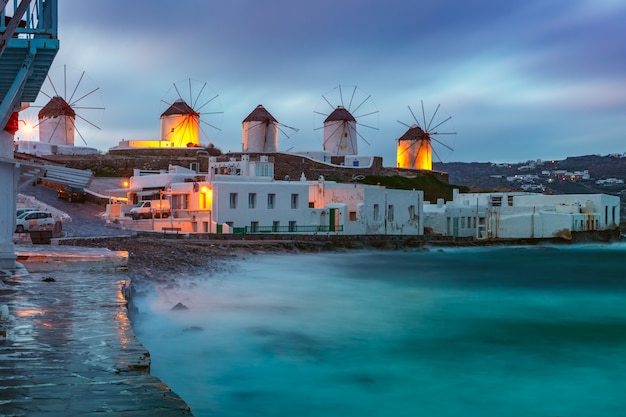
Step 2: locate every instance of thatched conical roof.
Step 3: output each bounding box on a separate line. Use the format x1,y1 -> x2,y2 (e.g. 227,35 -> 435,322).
324,106 -> 356,123
38,96 -> 75,119
398,124 -> 428,141
243,104 -> 277,124
160,99 -> 197,117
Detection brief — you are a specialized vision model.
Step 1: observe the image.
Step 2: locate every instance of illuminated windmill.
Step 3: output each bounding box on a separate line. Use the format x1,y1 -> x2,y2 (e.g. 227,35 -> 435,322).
314,85 -> 378,156
396,101 -> 456,170
32,65 -> 104,146
160,78 -> 223,147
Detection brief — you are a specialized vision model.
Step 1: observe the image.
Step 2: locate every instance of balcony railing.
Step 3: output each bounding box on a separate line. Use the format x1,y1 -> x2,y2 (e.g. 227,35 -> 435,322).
1,0 -> 58,38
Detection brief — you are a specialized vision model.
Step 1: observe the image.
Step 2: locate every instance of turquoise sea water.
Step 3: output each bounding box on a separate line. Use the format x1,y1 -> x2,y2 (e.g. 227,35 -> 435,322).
132,243 -> 626,417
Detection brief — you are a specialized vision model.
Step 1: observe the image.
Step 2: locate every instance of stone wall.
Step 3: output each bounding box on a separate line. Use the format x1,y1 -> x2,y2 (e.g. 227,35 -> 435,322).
37,150 -> 448,183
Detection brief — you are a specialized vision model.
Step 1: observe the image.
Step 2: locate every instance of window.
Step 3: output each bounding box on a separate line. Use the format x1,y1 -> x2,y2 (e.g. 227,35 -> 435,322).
387,205 -> 394,222
272,221 -> 280,232
172,194 -> 188,209
373,204 -> 379,221
255,163 -> 274,177
250,221 -> 259,232
291,193 -> 299,209
229,193 -> 238,209
289,221 -> 297,232
349,211 -> 357,221
408,205 -> 416,221
507,196 -> 514,206
491,196 -> 502,207
248,193 -> 256,209
267,193 -> 275,209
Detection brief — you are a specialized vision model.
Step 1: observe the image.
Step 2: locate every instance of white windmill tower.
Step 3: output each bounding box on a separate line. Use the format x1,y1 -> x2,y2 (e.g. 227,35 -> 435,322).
38,96 -> 76,146
323,106 -> 357,156
315,85 -> 378,156
241,104 -> 299,153
396,101 -> 456,170
242,104 -> 279,153
160,78 -> 223,148
160,99 -> 200,147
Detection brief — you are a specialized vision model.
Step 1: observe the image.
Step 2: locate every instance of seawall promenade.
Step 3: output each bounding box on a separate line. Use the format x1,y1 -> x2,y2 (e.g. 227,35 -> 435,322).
0,245 -> 192,416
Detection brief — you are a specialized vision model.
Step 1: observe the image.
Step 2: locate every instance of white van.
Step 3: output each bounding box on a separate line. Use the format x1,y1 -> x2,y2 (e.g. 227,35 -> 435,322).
129,200 -> 171,220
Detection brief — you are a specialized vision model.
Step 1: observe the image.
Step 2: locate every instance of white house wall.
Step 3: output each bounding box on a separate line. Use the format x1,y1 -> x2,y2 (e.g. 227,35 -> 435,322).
15,141 -> 98,156
380,188 -> 423,235
129,166 -> 201,191
427,191 -> 619,239
513,194 -> 619,228
313,183 -> 423,235
211,181 -> 312,230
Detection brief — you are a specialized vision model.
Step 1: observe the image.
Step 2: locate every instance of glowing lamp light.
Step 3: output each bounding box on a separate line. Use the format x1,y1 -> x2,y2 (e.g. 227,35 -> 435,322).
122,180 -> 129,188
199,186 -> 212,209
20,120 -> 33,134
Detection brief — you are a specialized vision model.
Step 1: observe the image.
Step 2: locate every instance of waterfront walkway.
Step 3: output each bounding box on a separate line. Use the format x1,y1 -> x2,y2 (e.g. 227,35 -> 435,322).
0,245 -> 192,416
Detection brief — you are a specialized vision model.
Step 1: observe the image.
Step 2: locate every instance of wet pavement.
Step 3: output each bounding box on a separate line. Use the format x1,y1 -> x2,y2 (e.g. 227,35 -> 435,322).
20,179 -> 132,239
1,181 -> 194,415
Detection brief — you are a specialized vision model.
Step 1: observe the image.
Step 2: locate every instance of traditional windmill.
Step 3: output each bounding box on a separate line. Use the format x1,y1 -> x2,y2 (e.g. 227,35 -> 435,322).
397,101 -> 456,170
314,85 -> 378,156
32,65 -> 104,147
160,78 -> 223,147
242,105 -> 279,153
160,99 -> 200,147
38,96 -> 76,145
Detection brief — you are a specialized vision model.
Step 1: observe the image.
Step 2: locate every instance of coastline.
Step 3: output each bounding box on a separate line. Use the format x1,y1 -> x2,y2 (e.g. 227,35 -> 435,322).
60,228 -> 622,285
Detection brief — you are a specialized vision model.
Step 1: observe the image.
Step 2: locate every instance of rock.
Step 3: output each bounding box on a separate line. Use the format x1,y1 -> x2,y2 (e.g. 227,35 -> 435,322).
170,302 -> 189,311
182,326 -> 203,332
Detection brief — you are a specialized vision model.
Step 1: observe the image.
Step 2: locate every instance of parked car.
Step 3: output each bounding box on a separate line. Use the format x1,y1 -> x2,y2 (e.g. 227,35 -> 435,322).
16,207 -> 38,217
15,210 -> 54,233
57,185 -> 88,202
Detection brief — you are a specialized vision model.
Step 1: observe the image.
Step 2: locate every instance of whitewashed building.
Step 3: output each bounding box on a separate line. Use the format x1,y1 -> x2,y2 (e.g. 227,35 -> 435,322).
110,155 -> 424,235
109,155 -> 619,240
424,189 -> 620,240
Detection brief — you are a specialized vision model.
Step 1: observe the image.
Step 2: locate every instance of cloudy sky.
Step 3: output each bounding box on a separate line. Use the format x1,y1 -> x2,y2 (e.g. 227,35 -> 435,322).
17,0 -> 626,164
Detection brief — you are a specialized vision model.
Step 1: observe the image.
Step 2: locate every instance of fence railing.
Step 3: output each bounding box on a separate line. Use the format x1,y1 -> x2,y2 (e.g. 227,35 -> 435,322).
233,225 -> 344,235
